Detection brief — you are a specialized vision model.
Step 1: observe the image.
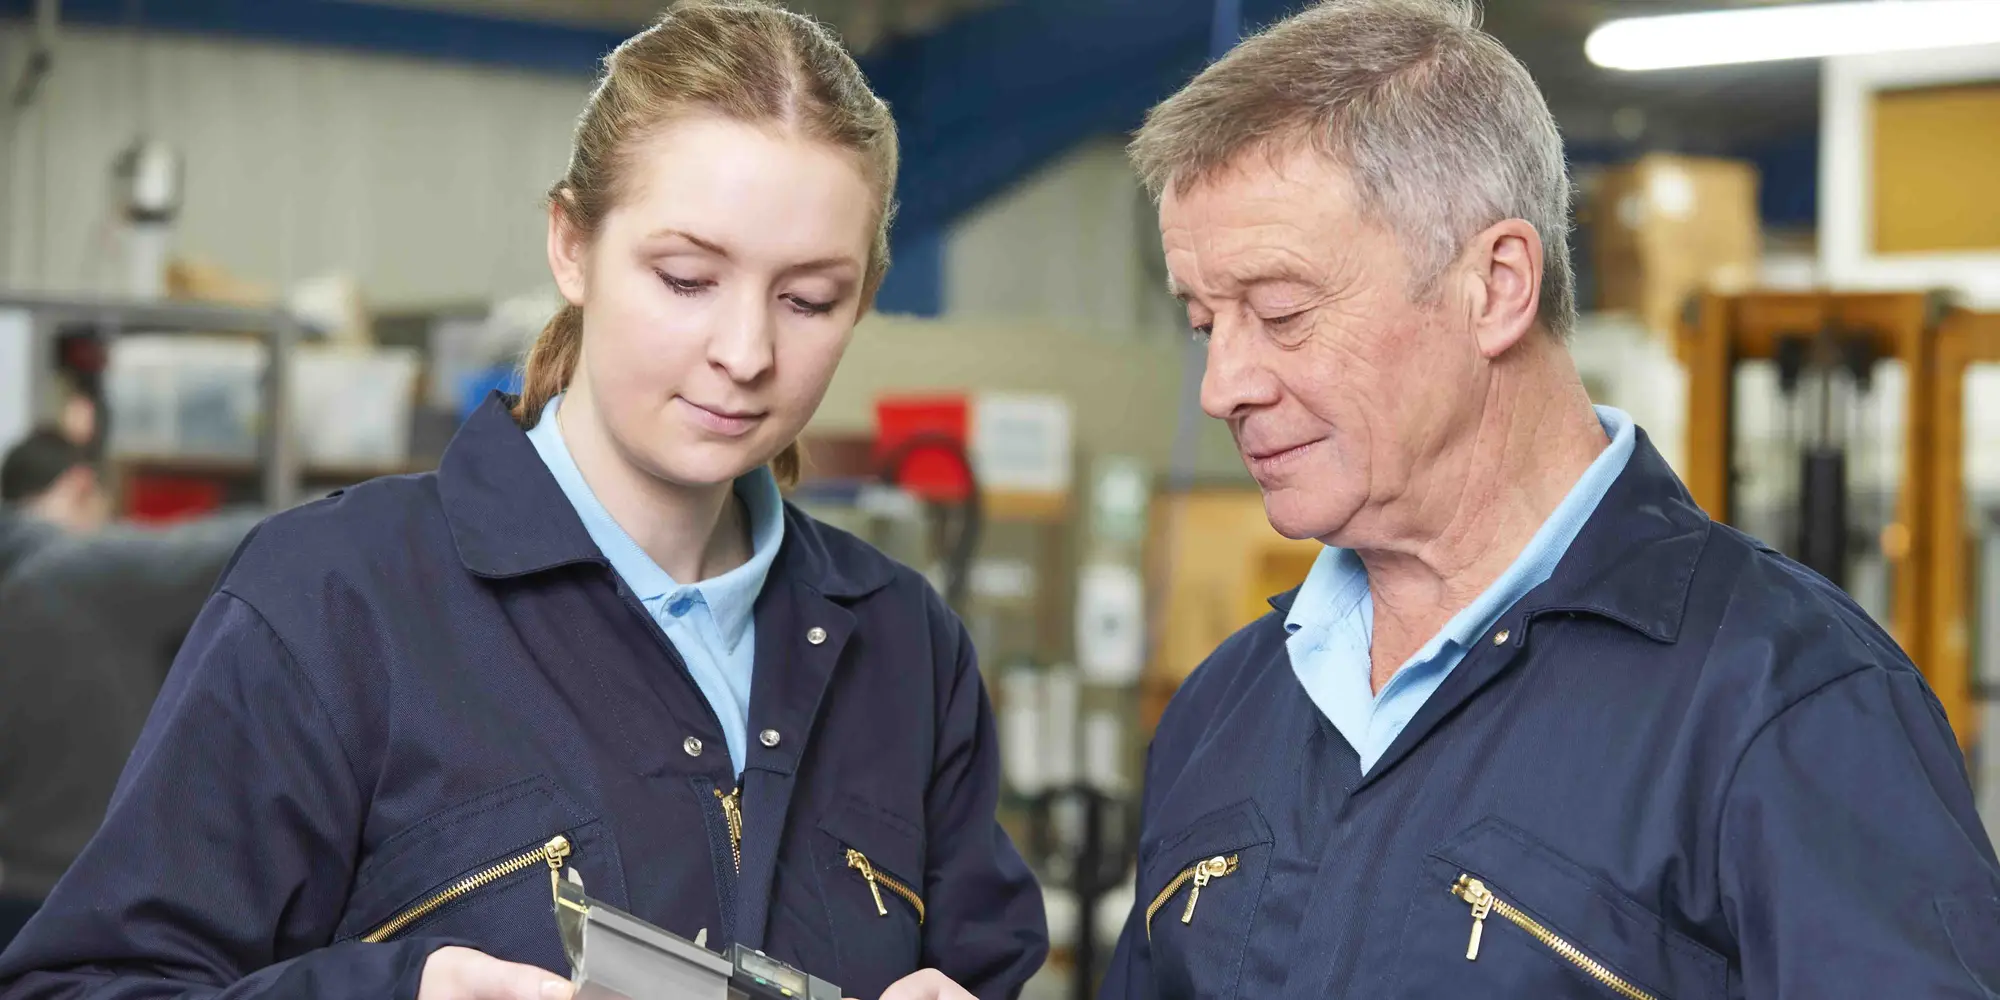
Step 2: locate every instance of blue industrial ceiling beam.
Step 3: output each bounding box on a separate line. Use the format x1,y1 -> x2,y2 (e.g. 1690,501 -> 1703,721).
0,0 -> 626,75
864,0 -> 1297,235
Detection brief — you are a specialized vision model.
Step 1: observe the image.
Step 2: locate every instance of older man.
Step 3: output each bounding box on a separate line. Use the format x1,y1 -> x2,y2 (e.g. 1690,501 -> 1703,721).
882,1 -> 2000,999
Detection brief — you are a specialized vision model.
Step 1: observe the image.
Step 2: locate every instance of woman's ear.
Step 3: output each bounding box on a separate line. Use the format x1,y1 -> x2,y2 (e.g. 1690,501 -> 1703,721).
546,194 -> 590,308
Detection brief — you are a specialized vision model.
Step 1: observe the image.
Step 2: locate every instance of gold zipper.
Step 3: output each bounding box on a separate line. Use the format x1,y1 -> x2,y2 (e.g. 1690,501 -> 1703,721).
715,788 -> 743,875
845,849 -> 926,924
1143,855 -> 1238,939
1450,874 -> 1659,1000
362,835 -> 571,943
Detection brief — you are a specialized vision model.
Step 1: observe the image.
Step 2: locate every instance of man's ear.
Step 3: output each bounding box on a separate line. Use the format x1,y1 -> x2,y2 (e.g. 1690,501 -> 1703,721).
1461,218 -> 1544,359
546,193 -> 590,308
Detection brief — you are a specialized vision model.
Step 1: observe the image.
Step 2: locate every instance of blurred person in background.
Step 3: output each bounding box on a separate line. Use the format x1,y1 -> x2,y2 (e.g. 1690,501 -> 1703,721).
887,1 -> 2000,999
0,429 -> 108,569
0,3 -> 1045,999
0,427 -> 258,948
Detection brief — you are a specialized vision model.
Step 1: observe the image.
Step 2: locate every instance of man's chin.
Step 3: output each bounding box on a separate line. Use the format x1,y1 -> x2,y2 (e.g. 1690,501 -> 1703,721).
1258,489 -> 1350,543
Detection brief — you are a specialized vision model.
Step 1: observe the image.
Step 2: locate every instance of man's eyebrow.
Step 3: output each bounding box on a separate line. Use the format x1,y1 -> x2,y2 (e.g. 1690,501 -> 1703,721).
1166,274 -> 1188,302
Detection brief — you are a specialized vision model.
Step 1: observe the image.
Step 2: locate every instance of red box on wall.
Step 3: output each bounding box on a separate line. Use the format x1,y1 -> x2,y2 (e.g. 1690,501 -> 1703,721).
124,473 -> 224,524
873,394 -> 972,503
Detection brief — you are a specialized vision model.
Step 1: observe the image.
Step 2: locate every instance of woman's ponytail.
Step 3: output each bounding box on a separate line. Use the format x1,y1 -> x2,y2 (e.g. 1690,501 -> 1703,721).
511,304 -> 584,427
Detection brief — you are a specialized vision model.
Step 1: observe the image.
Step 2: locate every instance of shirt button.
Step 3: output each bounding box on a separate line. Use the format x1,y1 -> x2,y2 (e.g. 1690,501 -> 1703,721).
668,597 -> 694,617
683,736 -> 704,757
806,626 -> 827,645
1492,629 -> 1511,645
760,729 -> 781,748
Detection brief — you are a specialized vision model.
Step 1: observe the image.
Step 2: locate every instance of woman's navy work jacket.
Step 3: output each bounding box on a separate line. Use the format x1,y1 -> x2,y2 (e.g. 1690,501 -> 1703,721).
0,395 -> 1048,1000
1103,430 -> 2000,1000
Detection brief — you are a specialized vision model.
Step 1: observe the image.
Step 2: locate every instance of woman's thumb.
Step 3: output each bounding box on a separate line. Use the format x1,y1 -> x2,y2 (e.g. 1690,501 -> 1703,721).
457,951 -> 572,1000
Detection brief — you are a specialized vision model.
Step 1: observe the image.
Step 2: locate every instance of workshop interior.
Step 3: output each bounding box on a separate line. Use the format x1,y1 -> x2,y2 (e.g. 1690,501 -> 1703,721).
4,0 -> 2000,995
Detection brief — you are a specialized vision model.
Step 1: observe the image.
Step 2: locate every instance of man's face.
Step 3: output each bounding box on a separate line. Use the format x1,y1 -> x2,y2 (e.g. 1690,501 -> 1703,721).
1160,147 -> 1482,544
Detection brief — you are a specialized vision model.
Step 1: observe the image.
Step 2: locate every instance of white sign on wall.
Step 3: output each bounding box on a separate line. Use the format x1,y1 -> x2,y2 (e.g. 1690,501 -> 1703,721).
1076,561 -> 1146,684
972,393 -> 1074,494
1820,42 -> 2000,308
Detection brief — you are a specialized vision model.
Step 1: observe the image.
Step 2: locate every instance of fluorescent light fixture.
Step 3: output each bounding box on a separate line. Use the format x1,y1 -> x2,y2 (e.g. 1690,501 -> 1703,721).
1586,0 -> 2000,71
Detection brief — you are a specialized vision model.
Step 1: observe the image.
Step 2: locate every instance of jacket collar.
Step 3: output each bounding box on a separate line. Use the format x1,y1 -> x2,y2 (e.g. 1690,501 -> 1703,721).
438,392 -> 892,600
1268,426 -> 1707,643
1510,426 -> 1708,642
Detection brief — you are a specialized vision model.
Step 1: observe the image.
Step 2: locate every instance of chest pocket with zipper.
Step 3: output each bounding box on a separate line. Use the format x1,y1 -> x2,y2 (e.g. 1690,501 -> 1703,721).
1140,800 -> 1273,1000
334,775 -> 617,973
815,795 -> 926,998
1393,816 -> 1726,1000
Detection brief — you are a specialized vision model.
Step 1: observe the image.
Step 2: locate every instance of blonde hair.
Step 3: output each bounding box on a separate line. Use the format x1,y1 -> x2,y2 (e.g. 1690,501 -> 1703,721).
1129,0 -> 1575,339
515,0 -> 901,485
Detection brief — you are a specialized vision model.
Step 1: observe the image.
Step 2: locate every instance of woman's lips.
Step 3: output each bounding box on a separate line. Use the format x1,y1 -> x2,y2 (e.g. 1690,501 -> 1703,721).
677,397 -> 765,437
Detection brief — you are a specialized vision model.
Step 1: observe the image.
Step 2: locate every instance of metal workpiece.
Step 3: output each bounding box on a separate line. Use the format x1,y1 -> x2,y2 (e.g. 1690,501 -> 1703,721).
554,869 -> 841,1000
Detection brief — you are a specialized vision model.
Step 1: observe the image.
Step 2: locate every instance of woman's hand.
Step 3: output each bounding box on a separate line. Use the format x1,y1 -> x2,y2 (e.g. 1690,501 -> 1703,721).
418,946 -> 574,1000
870,968 -> 978,1000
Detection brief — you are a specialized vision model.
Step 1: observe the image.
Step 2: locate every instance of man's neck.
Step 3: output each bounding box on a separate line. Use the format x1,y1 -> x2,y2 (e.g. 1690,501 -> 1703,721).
1351,343 -> 1609,690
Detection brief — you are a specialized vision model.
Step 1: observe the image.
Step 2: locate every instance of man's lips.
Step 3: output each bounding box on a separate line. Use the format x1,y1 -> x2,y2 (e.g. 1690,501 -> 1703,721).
1243,440 -> 1318,462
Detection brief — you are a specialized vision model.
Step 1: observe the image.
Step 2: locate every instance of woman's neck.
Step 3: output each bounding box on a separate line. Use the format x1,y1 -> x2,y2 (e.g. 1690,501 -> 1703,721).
556,392 -> 751,584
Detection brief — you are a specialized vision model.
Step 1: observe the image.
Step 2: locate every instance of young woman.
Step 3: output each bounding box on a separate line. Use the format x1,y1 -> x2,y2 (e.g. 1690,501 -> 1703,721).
0,4 -> 1048,999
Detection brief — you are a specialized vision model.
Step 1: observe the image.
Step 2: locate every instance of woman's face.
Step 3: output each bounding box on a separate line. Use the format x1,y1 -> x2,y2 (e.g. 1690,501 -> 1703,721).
549,115 -> 876,488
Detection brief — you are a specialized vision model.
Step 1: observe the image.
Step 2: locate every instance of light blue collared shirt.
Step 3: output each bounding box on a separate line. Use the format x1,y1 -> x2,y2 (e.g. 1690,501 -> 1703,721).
526,394 -> 785,776
1284,405 -> 1636,774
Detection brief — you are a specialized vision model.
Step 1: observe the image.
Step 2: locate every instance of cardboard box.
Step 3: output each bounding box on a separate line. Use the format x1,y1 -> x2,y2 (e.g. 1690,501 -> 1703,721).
1588,154 -> 1761,338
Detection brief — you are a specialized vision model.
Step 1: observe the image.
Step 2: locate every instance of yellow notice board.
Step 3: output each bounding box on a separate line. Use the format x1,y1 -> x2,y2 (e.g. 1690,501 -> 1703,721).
1872,82 -> 2000,254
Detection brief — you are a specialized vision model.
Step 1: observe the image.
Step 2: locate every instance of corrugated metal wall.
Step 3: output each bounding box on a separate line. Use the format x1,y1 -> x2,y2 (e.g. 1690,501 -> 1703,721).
0,24 -> 1175,331
1,25 -> 579,308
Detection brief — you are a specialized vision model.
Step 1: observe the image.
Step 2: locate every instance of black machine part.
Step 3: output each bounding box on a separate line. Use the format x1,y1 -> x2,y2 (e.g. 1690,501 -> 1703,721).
1773,325 -> 1881,591
1027,785 -> 1136,1000
1796,447 -> 1849,588
874,431 -> 983,611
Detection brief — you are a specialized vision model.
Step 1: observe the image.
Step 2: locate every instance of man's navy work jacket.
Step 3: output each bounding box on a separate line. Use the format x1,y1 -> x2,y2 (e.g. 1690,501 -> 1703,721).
0,396 -> 1048,1000
1102,430 -> 2000,1000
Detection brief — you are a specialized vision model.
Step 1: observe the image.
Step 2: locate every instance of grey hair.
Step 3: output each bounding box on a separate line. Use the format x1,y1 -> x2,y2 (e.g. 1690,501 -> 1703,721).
1129,0 -> 1575,339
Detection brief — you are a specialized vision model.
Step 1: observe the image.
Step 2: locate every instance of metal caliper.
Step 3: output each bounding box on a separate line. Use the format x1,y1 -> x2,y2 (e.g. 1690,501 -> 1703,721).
554,867 -> 841,1000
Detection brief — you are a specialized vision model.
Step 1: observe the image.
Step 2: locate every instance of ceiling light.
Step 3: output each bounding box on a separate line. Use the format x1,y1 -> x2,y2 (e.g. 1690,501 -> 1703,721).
1586,1 -> 2000,72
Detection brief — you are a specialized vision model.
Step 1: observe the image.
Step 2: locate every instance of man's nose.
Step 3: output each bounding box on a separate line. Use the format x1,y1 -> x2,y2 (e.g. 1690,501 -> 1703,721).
1198,315 -> 1277,421
708,291 -> 776,383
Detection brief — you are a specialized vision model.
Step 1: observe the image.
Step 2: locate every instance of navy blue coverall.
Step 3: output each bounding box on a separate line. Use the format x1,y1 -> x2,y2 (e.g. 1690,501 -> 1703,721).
1102,430 -> 2000,999
0,395 -> 1048,1000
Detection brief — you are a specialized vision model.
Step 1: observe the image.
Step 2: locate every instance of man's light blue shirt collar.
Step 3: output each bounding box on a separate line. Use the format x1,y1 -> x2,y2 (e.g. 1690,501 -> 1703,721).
524,394 -> 783,649
1282,405 -> 1636,772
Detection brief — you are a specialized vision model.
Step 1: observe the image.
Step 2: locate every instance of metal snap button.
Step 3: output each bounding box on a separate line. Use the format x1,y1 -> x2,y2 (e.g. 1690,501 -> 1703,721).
806,626 -> 827,645
760,729 -> 781,748
1492,629 -> 1511,645
683,736 -> 704,757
